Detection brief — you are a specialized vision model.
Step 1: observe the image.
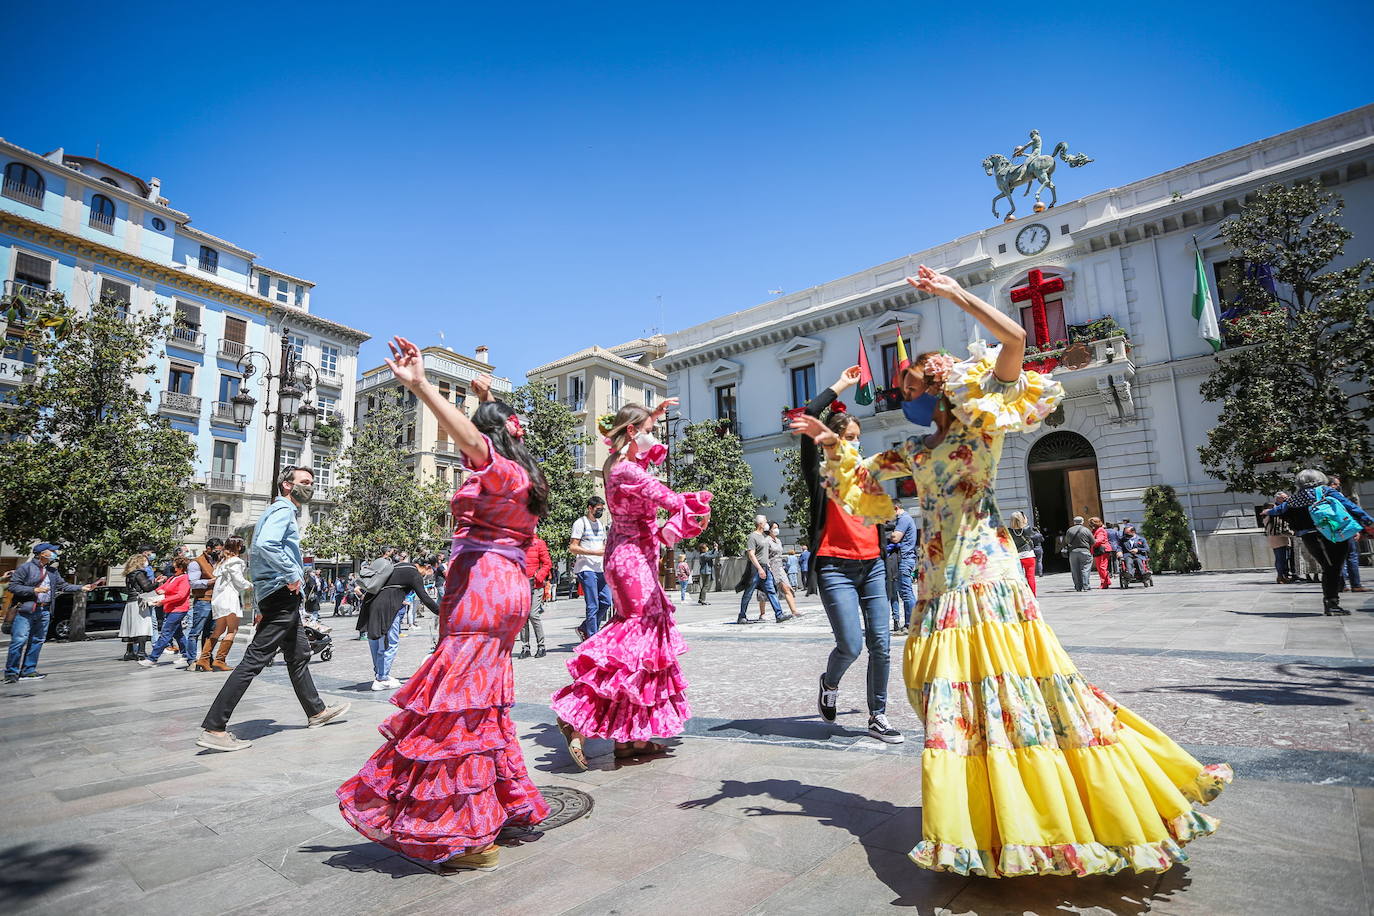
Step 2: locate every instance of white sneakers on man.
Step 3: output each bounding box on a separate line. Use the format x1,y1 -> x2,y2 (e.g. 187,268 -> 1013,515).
370,678 -> 402,691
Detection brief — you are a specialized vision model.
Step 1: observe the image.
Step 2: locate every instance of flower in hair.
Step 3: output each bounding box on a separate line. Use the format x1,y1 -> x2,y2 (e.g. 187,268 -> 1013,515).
921,353 -> 957,384
830,400 -> 848,414
505,415 -> 527,440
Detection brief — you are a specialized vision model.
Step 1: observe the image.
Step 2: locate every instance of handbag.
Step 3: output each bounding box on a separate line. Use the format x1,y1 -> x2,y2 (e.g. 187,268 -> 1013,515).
1092,545 -> 1106,557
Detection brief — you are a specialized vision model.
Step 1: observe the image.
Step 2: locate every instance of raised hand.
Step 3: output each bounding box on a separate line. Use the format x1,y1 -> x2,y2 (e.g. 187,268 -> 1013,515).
831,366 -> 862,393
652,396 -> 678,419
472,373 -> 494,402
384,336 -> 426,391
906,264 -> 963,300
789,414 -> 838,448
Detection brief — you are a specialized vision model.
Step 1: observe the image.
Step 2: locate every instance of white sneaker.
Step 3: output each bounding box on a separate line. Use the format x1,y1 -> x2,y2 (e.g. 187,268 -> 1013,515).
137,658 -> 157,668
171,657 -> 188,669
370,679 -> 388,691
868,713 -> 905,744
382,677 -> 402,689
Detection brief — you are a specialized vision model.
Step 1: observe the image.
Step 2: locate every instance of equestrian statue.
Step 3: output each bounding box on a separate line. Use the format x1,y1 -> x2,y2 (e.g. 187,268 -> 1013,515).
982,129 -> 1094,221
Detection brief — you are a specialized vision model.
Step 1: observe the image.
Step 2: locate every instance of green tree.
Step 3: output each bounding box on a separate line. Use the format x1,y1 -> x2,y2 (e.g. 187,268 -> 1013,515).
773,446 -> 810,544
0,291 -> 198,636
669,421 -> 758,554
1198,181 -> 1374,493
505,378 -> 593,564
303,390 -> 449,561
1140,485 -> 1201,573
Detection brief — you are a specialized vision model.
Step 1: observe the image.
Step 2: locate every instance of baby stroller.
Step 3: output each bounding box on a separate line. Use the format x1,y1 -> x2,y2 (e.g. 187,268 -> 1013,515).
1118,552 -> 1154,588
302,616 -> 334,662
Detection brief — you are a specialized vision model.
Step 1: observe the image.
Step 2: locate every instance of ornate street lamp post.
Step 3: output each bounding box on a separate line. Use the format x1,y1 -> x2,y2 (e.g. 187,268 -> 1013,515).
230,329 -> 321,497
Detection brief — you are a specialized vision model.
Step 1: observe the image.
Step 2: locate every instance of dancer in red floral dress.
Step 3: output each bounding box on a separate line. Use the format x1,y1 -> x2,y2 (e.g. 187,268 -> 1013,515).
338,339 -> 550,870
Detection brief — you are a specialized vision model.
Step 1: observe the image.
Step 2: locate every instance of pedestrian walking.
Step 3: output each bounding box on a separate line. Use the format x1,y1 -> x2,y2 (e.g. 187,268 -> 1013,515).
1328,477 -> 1367,592
359,556 -> 438,690
1008,511 -> 1038,595
1064,516 -> 1094,591
338,342 -> 549,870
737,515 -> 790,623
767,524 -> 801,618
570,496 -> 612,640
119,553 -> 157,660
332,576 -> 348,615
140,557 -> 193,668
552,398 -> 711,768
792,367 -> 901,745
1266,469 -> 1374,616
784,548 -> 801,589
4,543 -> 98,683
889,503 -> 918,629
206,536 -> 251,671
695,542 -> 718,605
793,264 -> 1230,875
1263,493 -> 1297,584
194,465 -> 350,751
675,552 -> 692,603
520,533 -> 552,659
1089,518 -> 1112,589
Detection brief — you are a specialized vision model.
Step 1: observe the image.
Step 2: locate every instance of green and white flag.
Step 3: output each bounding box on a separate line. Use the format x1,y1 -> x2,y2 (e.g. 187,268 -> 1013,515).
1192,249 -> 1222,352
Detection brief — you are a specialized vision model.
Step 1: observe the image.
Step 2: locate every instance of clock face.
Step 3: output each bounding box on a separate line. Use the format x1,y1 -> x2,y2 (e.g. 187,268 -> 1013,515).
1015,223 -> 1051,256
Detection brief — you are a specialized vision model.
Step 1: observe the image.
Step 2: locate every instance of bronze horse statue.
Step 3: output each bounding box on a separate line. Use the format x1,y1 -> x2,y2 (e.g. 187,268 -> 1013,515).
983,130 -> 1094,220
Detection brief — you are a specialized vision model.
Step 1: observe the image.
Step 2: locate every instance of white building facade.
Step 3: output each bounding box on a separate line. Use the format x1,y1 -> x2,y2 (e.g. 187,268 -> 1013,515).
0,139 -> 369,567
660,106 -> 1374,572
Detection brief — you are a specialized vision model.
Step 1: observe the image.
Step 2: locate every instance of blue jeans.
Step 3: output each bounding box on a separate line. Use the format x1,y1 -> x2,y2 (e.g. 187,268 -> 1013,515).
5,608 -> 51,677
577,571 -> 612,636
368,607 -> 406,680
1343,545 -> 1363,588
739,567 -> 784,621
896,557 -> 916,627
678,581 -> 690,602
148,611 -> 192,662
1272,545 -> 1293,580
188,599 -> 214,642
816,556 -> 890,716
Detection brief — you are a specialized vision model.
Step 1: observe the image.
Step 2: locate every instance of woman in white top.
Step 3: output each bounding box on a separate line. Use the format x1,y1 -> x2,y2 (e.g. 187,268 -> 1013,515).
1008,511 -> 1038,596
207,536 -> 252,672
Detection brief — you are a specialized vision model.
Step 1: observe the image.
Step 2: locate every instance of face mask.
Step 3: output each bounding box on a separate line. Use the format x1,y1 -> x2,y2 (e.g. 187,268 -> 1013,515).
901,392 -> 939,427
291,484 -> 315,504
633,431 -> 667,466
592,508 -> 604,519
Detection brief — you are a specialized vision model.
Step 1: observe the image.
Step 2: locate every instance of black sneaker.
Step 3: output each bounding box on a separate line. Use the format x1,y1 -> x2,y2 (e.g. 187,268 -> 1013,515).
735,617 -> 754,625
817,675 -> 838,722
774,614 -> 794,623
3,675 -> 17,684
575,625 -> 588,641
868,713 -> 904,744
534,647 -> 547,659
19,672 -> 46,680
518,646 -> 531,659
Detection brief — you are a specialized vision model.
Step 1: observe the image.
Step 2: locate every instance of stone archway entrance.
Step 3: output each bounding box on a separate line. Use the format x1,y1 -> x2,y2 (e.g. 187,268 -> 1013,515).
1027,431 -> 1101,573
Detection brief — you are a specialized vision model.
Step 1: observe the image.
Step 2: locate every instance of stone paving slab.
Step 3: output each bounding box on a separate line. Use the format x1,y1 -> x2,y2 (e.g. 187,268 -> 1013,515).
2,571 -> 1372,915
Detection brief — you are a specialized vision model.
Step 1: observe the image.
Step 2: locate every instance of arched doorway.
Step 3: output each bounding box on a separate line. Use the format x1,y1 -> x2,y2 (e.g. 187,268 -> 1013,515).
1027,431 -> 1101,573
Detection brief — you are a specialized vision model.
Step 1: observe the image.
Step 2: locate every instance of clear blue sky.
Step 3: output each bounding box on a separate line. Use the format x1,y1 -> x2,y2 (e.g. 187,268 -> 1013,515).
3,1 -> 1370,379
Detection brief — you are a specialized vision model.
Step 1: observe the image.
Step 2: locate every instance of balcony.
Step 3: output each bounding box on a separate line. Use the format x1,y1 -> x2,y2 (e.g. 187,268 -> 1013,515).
2,177 -> 43,208
89,210 -> 114,233
218,339 -> 248,361
168,326 -> 205,352
199,472 -> 245,493
3,280 -> 51,313
207,524 -> 232,541
1025,334 -> 1137,420
317,367 -> 344,388
873,387 -> 903,414
562,395 -> 587,412
211,400 -> 239,426
434,439 -> 459,456
606,396 -> 625,412
159,391 -> 202,418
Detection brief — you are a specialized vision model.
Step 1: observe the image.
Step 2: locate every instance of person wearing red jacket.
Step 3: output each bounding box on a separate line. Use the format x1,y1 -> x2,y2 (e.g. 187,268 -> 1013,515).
139,557 -> 194,668
520,534 -> 553,658
1089,517 -> 1112,589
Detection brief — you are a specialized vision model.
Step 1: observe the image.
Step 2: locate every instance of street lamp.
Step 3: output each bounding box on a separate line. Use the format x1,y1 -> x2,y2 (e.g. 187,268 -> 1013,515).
231,329 -> 322,497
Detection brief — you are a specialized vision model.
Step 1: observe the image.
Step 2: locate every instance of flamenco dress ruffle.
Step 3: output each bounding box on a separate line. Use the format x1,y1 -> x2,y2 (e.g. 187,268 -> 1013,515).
336,631 -> 549,863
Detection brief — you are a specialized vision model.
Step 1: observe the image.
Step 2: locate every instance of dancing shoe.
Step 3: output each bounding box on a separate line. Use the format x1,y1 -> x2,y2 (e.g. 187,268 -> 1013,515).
440,846 -> 500,871
196,730 -> 252,752
868,714 -> 904,744
817,674 -> 838,723
308,703 -> 352,728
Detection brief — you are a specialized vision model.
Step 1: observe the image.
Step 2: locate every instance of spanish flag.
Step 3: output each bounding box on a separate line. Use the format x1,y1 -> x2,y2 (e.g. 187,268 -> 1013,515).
895,325 -> 910,373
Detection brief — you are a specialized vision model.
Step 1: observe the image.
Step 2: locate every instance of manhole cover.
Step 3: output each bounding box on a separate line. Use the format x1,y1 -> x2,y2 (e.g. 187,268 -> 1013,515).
498,785 -> 593,842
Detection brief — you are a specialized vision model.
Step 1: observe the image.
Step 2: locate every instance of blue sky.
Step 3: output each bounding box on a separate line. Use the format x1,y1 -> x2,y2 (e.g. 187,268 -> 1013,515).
3,1 -> 1370,379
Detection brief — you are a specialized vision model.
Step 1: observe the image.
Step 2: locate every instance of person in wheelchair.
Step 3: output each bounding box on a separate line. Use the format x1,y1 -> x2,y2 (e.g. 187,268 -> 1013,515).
1120,526 -> 1150,582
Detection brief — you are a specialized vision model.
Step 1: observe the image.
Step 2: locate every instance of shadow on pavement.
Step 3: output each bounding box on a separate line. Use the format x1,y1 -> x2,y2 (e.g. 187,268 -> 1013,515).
0,842 -> 102,908
702,714 -> 869,743
1140,662 -> 1374,706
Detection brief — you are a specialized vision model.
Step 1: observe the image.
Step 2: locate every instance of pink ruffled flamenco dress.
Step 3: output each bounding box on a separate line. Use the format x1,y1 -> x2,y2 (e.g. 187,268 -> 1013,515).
550,448 -> 711,743
337,437 -> 549,863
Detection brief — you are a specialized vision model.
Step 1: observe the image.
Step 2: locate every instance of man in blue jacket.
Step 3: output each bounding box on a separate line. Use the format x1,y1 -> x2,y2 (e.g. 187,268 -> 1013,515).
4,543 -> 98,683
197,466 -> 350,751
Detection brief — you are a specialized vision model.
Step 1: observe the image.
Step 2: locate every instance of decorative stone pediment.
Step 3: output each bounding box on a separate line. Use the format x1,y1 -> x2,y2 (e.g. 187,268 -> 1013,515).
774,335 -> 824,369
704,358 -> 743,387
861,310 -> 920,349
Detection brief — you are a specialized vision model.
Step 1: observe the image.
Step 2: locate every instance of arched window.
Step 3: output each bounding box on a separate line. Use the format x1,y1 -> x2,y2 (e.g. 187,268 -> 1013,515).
100,176 -> 121,189
3,162 -> 45,207
89,194 -> 116,232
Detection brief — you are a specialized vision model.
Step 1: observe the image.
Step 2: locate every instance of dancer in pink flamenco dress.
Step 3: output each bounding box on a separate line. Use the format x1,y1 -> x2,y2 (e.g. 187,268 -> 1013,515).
551,398 -> 712,767
338,341 -> 550,871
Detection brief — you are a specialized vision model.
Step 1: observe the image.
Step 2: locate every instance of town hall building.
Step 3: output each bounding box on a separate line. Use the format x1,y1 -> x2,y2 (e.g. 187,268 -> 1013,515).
660,105 -> 1374,572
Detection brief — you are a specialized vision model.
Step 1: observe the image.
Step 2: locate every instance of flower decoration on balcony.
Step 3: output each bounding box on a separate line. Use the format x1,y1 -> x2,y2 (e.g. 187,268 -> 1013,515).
313,415 -> 345,449
597,413 -> 617,436
1021,315 -> 1135,372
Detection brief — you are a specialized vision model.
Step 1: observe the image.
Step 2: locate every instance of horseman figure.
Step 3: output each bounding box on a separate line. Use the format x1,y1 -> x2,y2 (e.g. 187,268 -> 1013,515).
983,129 -> 1094,220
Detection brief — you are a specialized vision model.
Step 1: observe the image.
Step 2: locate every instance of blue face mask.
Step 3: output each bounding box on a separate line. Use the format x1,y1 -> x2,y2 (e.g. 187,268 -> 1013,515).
901,392 -> 939,427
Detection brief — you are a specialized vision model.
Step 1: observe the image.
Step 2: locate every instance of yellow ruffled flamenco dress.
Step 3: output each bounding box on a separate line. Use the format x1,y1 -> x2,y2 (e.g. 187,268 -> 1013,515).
823,341 -> 1231,877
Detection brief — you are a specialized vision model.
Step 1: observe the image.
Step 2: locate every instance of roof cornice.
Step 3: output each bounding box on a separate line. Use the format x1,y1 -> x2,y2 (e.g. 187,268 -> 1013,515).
0,210 -> 369,344
181,224 -> 256,259
527,344 -> 667,381
0,137 -> 191,221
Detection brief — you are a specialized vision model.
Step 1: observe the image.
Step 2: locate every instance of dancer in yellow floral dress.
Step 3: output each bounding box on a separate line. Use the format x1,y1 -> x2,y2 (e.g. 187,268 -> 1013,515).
791,265 -> 1231,878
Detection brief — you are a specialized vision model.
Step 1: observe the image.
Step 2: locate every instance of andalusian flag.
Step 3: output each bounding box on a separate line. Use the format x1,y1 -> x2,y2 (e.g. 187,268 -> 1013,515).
895,325 -> 910,373
1192,249 -> 1222,352
854,335 -> 876,405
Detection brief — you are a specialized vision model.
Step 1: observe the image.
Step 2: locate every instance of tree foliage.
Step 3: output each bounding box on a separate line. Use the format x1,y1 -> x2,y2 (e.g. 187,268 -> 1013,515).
0,291 -> 197,576
1198,181 -> 1374,492
773,446 -> 810,544
303,390 -> 449,560
669,421 -> 758,554
1140,485 -> 1201,573
505,378 -> 593,564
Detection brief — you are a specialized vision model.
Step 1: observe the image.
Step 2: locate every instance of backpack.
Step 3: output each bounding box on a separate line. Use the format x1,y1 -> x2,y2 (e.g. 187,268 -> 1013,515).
359,557 -> 395,595
1310,488 -> 1362,543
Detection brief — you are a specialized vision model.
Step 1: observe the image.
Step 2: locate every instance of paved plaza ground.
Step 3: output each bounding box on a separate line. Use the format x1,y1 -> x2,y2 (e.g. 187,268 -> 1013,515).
2,570 -> 1372,915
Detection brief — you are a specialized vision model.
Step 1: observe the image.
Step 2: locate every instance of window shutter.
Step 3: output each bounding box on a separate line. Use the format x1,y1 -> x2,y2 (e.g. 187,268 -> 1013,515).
176,301 -> 202,327
14,252 -> 52,282
224,316 -> 247,344
100,278 -> 132,304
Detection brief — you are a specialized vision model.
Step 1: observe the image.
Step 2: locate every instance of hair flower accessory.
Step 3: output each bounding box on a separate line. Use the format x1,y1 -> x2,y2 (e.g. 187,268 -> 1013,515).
505,414 -> 527,440
921,353 -> 957,384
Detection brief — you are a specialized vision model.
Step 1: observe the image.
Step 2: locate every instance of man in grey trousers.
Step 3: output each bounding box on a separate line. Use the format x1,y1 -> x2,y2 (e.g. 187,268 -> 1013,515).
1065,516 -> 1095,592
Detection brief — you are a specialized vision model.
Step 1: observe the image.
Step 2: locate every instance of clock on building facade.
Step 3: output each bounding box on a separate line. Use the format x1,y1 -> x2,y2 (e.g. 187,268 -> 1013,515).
1015,223 -> 1051,256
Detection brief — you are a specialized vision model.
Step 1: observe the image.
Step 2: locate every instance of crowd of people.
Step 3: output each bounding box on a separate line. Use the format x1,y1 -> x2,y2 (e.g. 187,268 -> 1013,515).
11,267 -> 1374,883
